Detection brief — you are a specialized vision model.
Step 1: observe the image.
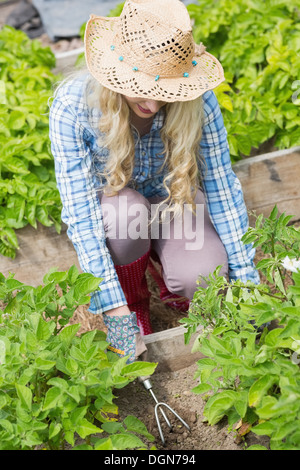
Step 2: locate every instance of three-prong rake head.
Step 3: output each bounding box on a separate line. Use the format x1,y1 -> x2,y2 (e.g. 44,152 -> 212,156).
140,377 -> 191,446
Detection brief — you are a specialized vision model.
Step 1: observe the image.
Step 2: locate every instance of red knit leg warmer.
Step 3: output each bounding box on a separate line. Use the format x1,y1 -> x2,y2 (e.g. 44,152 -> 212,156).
114,250 -> 153,336
148,250 -> 190,312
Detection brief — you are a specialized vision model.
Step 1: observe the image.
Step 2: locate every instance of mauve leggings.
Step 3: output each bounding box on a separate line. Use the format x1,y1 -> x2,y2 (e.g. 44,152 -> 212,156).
99,187 -> 228,300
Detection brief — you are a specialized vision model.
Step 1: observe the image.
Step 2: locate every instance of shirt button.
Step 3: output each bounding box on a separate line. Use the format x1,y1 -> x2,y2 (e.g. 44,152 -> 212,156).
142,151 -> 146,156
142,171 -> 146,176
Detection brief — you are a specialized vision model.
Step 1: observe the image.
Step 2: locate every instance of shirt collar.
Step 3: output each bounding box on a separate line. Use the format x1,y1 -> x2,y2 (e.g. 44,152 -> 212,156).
152,106 -> 166,131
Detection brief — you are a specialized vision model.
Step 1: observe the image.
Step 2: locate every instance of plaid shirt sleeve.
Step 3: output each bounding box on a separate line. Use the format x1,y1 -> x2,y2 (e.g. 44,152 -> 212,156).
48,84 -> 127,314
200,91 -> 260,284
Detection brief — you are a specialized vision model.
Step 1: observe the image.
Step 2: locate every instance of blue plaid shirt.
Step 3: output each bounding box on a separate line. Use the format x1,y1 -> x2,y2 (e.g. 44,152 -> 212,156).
49,74 -> 259,315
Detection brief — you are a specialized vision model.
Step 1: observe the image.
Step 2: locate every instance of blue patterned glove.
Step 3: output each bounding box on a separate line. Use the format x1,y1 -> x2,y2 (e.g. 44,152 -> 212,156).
103,311 -> 147,363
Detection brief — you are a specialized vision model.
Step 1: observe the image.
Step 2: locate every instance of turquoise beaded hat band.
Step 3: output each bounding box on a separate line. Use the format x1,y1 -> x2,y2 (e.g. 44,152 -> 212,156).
110,46 -> 199,81
85,0 -> 225,102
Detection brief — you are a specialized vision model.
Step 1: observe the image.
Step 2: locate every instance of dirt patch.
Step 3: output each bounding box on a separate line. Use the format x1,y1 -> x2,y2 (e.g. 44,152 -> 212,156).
66,246 -> 274,451
69,234 -> 300,451
114,362 -> 270,450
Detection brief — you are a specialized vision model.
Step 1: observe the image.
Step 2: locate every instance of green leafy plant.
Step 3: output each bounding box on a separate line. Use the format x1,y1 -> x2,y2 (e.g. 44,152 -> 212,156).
188,0 -> 300,160
0,265 -> 156,450
180,206 -> 300,450
0,26 -> 62,258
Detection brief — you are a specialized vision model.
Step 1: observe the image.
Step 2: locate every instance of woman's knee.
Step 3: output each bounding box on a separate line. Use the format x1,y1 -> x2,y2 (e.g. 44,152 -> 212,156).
99,187 -> 151,265
100,187 -> 150,235
165,249 -> 228,300
153,188 -> 228,299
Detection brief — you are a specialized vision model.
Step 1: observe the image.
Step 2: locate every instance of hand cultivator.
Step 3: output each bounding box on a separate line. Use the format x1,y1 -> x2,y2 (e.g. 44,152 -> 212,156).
138,375 -> 191,446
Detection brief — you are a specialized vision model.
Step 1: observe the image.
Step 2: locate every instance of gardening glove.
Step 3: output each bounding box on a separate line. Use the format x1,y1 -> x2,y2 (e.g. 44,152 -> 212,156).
103,311 -> 147,364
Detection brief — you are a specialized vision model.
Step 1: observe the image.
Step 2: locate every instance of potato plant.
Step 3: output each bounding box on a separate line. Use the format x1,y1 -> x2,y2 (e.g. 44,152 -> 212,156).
188,0 -> 300,160
180,206 -> 300,450
0,266 -> 156,450
0,26 -> 62,259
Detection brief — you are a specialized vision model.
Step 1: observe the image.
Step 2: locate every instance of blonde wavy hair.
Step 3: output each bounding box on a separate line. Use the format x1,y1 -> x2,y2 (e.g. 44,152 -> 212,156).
89,78 -> 205,219
53,70 -> 205,219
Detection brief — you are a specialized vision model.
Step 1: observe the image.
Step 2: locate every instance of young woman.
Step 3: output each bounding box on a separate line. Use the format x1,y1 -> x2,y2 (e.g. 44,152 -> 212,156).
49,0 -> 259,363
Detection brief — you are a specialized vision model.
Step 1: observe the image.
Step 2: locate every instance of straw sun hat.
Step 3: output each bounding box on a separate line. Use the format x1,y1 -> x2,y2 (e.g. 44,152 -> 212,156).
84,0 -> 224,102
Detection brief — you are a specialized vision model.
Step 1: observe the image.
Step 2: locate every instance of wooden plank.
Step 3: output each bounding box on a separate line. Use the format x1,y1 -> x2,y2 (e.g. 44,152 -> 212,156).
0,222 -> 80,286
234,147 -> 300,222
53,47 -> 84,75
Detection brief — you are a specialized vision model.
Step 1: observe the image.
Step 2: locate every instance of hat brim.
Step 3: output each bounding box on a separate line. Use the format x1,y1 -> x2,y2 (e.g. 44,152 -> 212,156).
84,15 -> 225,102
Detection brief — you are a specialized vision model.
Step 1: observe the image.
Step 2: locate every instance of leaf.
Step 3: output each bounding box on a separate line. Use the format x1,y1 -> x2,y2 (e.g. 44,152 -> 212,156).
25,201 -> 37,228
234,391 -> 248,419
67,265 -> 79,284
204,391 -> 237,425
59,324 -> 81,346
274,268 -> 285,295
219,93 -> 233,112
264,328 -> 285,347
192,383 -> 212,394
49,422 -> 62,440
64,430 -> 75,447
196,358 -> 217,370
1,228 -> 19,249
46,270 -> 68,284
99,388 -> 115,405
272,421 -> 300,441
35,357 -> 56,371
235,134 -> 252,156
35,205 -> 53,227
42,387 -> 62,411
80,329 -> 97,352
15,384 -> 32,411
110,433 -> 146,450
3,157 -> 29,175
101,422 -> 124,434
252,421 -> 274,437
255,396 -> 278,420
5,278 -> 24,292
70,406 -> 88,425
8,110 -> 26,130
66,357 -> 79,375
47,377 -> 68,390
0,419 -> 13,434
93,437 -> 114,450
121,361 -> 157,378
36,317 -> 55,341
0,393 -> 7,409
76,418 -> 103,439
124,415 -> 155,442
248,375 -> 277,408
70,345 -> 86,363
269,205 -> 278,221
31,165 -> 49,182
73,275 -> 102,299
0,79 -> 6,104
208,335 -> 230,355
